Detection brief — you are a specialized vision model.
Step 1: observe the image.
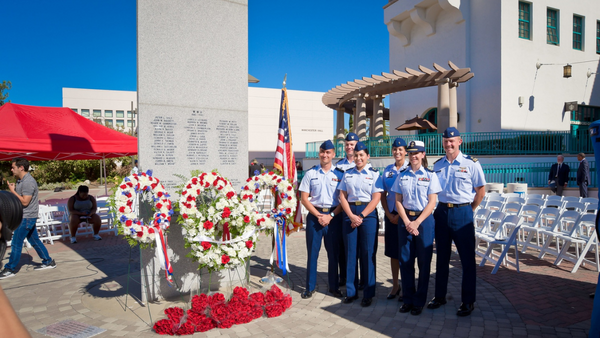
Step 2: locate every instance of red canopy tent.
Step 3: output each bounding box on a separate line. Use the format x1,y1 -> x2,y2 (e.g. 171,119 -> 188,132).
0,103 -> 138,193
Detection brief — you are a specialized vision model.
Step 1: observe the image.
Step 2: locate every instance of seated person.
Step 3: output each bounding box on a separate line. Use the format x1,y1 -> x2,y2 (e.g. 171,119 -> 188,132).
67,186 -> 102,243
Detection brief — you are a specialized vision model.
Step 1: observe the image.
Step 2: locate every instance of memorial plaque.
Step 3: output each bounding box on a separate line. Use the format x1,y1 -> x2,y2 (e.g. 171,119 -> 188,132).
138,0 -> 248,301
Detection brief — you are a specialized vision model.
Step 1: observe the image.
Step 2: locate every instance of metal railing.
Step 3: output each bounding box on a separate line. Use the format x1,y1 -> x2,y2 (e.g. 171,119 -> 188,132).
297,161 -> 596,188
306,130 -> 593,158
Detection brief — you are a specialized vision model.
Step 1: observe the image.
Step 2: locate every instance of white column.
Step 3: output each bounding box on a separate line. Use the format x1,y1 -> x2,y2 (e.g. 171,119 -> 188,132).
373,96 -> 384,138
336,108 -> 345,141
437,79 -> 450,132
356,96 -> 367,139
449,82 -> 458,128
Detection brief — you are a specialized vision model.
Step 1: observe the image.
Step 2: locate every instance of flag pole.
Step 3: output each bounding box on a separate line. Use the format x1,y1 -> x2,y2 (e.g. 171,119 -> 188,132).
271,73 -> 287,274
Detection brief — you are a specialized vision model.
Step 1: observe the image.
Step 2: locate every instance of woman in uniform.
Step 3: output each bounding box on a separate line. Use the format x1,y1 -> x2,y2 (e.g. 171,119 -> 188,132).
381,138 -> 408,300
338,141 -> 383,307
392,140 -> 441,315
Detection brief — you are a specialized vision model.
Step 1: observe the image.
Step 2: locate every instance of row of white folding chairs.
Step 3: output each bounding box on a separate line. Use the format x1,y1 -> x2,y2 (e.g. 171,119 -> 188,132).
475,211 -> 523,274
482,198 -> 598,216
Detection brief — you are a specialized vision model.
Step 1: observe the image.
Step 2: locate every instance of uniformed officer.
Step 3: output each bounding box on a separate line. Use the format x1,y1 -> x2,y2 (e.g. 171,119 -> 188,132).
338,141 -> 383,307
428,127 -> 486,316
381,137 -> 409,301
392,140 -> 441,316
335,132 -> 359,171
299,140 -> 344,299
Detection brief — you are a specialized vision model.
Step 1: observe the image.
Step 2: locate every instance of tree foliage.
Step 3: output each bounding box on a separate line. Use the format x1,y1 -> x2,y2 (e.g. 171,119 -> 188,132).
0,81 -> 11,106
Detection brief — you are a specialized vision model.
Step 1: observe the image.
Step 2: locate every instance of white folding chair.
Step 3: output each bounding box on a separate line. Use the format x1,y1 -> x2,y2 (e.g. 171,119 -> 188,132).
486,193 -> 504,203
525,198 -> 545,207
504,196 -> 525,204
502,202 -> 523,215
544,200 -> 563,210
515,204 -> 541,245
559,213 -> 599,273
537,210 -> 581,260
581,197 -> 599,206
562,202 -> 586,212
485,201 -> 504,212
42,205 -> 70,240
474,208 -> 492,233
562,196 -> 581,204
36,207 -> 54,245
95,198 -> 117,236
546,195 -> 563,203
478,215 -> 522,274
476,211 -> 506,251
526,194 -> 544,200
585,203 -> 599,215
520,207 -> 561,253
502,193 -> 520,198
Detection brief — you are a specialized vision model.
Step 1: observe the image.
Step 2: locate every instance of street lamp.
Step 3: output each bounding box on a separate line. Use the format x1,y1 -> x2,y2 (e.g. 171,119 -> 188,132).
563,64 -> 572,78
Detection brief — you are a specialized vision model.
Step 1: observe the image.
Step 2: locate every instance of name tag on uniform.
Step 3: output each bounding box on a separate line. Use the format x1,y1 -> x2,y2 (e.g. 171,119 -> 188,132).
418,177 -> 430,182
386,172 -> 394,178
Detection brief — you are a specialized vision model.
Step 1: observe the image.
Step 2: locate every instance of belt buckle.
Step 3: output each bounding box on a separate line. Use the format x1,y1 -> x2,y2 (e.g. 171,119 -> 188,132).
322,208 -> 329,212
355,201 -> 362,206
448,203 -> 454,208
409,211 -> 416,216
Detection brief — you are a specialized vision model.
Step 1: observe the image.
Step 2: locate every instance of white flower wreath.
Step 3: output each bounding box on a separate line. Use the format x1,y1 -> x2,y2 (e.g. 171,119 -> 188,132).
239,171 -> 297,234
178,171 -> 259,272
114,171 -> 173,246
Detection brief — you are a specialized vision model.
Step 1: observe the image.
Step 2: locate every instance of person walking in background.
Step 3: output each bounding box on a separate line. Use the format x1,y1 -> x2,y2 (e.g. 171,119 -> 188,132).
0,158 -> 56,279
428,128 -> 486,317
381,137 -> 409,301
393,140 -> 441,316
576,153 -> 590,198
299,140 -> 344,299
548,155 -> 570,196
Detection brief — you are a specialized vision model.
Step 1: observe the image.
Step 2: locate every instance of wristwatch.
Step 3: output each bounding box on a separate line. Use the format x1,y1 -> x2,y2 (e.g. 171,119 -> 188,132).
359,214 -> 365,219
329,212 -> 335,217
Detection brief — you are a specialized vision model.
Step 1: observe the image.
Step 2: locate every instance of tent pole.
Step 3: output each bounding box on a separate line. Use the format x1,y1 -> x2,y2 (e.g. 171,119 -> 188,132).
103,157 -> 108,196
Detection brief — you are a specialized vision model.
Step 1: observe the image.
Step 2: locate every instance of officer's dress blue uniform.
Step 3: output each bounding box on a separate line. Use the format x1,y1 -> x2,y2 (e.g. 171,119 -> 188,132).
338,166 -> 383,299
299,164 -> 344,293
382,160 -> 408,259
433,152 -> 486,304
392,165 -> 441,307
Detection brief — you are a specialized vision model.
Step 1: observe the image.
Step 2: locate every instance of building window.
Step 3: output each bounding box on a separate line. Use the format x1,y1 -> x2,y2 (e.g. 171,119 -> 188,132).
573,15 -> 584,50
547,8 -> 559,45
519,2 -> 531,39
104,110 -> 113,117
71,108 -> 78,113
597,21 -> 600,54
93,118 -> 103,124
105,120 -> 113,127
127,120 -> 136,127
116,120 -> 124,127
116,110 -> 124,118
127,110 -> 133,118
81,109 -> 90,117
93,109 -> 102,117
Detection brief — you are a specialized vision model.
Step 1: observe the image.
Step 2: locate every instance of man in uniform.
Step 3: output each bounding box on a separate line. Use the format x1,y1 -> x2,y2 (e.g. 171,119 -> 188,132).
299,140 -> 344,298
427,127 -> 486,316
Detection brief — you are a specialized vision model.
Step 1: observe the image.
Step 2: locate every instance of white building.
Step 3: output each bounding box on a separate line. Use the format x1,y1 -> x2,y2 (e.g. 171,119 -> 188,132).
63,87 -> 333,163
384,0 -> 600,134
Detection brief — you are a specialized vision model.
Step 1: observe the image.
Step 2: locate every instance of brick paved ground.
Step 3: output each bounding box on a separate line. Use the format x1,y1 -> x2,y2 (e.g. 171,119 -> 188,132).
0,225 -> 595,337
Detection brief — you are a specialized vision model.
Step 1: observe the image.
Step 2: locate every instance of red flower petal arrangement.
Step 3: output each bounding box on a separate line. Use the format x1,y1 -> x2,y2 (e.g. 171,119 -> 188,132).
153,285 -> 292,335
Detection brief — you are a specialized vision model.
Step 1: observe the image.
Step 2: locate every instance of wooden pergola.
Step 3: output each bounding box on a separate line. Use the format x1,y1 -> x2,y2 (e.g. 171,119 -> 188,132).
323,61 -> 474,140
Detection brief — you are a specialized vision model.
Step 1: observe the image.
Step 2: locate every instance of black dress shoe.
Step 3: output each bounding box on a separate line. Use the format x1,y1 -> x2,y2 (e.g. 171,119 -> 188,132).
360,298 -> 372,307
329,289 -> 343,298
427,297 -> 447,309
301,290 -> 315,299
397,292 -> 404,302
399,303 -> 413,313
457,303 -> 475,316
342,295 -> 359,304
410,306 -> 423,316
387,288 -> 401,300
357,283 -> 365,290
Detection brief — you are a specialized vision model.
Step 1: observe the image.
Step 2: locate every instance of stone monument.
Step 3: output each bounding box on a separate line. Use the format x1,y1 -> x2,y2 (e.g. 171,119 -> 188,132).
137,0 -> 248,301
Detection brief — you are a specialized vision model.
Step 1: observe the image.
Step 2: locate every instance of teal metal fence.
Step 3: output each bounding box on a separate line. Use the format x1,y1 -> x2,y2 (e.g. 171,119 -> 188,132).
306,130 -> 593,158
297,161 -> 596,188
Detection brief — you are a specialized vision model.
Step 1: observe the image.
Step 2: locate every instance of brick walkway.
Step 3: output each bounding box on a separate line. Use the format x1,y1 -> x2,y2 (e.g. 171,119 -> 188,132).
0,227 -> 596,337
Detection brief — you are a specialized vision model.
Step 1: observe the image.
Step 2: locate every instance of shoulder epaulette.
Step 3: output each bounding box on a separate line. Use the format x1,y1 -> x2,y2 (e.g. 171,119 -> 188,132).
464,155 -> 478,162
425,167 -> 435,173
400,168 -> 408,173
309,165 -> 317,170
335,167 -> 345,173
369,167 -> 378,172
434,158 -> 443,164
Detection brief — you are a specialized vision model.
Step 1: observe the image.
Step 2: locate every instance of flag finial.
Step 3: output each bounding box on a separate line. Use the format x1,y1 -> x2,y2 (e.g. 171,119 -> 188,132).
283,74 -> 287,89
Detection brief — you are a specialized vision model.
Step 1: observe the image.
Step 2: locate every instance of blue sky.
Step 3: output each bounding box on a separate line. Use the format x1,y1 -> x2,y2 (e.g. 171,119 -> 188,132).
2,1 -> 389,107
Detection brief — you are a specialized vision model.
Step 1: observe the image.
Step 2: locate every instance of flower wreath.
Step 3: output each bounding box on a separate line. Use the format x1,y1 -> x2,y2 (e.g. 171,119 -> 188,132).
178,171 -> 259,272
114,171 -> 173,246
239,171 -> 298,234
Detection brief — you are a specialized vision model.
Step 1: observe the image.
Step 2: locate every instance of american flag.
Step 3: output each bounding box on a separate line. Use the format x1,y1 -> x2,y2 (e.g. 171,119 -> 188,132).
273,87 -> 303,234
